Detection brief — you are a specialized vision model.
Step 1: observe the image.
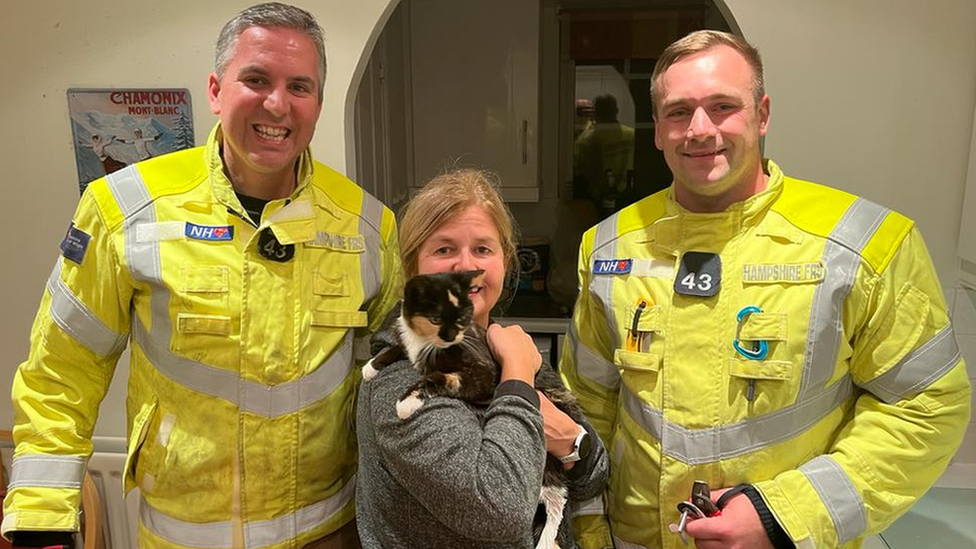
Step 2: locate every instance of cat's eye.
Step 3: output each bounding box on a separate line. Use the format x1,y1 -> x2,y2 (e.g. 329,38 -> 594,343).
429,316 -> 442,324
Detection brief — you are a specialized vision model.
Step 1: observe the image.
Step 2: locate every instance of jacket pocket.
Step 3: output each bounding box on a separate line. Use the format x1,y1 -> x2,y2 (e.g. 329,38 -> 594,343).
180,265 -> 229,311
123,398 -> 158,494
313,272 -> 350,297
614,349 -> 662,372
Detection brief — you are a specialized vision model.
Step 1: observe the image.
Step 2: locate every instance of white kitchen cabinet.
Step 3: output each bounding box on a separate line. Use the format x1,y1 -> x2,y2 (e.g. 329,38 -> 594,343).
409,0 -> 540,202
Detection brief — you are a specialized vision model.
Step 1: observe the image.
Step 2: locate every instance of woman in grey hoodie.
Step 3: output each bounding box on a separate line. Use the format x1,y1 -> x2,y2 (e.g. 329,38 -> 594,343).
356,169 -> 609,549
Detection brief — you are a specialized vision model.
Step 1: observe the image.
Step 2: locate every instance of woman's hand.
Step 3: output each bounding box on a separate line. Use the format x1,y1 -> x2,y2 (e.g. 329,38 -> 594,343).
487,324 -> 541,386
537,393 -> 583,469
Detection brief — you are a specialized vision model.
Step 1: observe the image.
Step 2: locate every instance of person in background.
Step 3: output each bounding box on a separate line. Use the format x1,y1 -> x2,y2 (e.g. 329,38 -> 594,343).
574,94 -> 635,217
356,169 -> 608,548
3,3 -> 401,549
560,29 -> 970,549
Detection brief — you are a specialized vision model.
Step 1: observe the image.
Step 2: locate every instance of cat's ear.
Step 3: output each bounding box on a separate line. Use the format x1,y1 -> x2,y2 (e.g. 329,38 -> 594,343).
463,269 -> 485,290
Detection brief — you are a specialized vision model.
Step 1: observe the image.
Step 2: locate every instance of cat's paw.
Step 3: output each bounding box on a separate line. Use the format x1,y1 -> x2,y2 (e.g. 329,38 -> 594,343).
396,391 -> 424,419
362,358 -> 379,381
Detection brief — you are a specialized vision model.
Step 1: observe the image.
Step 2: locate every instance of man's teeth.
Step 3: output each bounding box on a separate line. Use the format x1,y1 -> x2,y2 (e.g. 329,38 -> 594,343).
255,126 -> 289,141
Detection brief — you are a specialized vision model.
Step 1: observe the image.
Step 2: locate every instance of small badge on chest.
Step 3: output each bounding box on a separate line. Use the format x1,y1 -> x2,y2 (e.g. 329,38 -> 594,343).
674,251 -> 721,297
258,228 -> 295,263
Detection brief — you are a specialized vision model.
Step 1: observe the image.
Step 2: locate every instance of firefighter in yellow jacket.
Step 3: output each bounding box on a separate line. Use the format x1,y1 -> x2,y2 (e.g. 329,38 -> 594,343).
562,31 -> 971,549
3,4 -> 401,548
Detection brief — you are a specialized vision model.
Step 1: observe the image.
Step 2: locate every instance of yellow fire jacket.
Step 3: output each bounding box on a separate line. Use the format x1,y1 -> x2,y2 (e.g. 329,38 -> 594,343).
4,124 -> 402,549
561,160 -> 971,549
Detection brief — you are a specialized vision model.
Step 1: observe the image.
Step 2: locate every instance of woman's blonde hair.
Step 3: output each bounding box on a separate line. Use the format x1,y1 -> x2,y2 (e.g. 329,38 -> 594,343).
399,168 -> 518,279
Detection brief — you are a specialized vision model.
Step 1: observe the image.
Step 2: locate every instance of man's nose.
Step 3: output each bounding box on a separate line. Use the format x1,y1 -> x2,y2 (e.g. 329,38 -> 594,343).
687,107 -> 717,140
264,86 -> 290,117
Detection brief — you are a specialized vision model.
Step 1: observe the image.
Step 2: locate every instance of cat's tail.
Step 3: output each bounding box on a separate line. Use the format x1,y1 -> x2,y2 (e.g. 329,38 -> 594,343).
535,484 -> 567,549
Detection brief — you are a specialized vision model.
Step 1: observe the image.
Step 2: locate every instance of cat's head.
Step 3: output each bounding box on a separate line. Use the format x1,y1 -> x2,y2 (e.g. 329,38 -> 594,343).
401,270 -> 486,348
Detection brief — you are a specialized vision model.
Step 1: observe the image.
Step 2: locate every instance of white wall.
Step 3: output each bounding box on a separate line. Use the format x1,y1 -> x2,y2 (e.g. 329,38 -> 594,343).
1,0 -> 974,461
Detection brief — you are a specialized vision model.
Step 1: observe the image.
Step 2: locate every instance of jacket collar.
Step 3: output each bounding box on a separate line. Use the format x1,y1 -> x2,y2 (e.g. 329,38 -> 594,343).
646,159 -> 785,254
204,122 -> 315,217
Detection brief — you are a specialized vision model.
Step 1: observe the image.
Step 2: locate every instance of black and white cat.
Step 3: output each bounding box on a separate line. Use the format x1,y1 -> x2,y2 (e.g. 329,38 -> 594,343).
362,269 -> 587,549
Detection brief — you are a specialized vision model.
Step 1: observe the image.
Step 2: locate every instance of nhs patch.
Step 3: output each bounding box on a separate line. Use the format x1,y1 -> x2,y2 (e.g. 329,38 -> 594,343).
593,259 -> 632,275
185,223 -> 234,242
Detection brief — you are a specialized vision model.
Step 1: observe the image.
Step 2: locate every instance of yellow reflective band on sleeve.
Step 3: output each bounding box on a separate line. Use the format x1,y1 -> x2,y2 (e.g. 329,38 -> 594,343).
46,260 -> 128,357
9,455 -> 86,490
860,324 -> 962,404
799,455 -> 866,544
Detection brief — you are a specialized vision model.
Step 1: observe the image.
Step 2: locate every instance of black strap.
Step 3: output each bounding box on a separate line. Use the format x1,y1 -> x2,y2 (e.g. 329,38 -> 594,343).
716,484 -> 795,549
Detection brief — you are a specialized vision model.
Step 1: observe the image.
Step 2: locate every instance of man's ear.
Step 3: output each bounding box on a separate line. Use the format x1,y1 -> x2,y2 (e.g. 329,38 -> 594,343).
207,73 -> 222,116
758,94 -> 771,136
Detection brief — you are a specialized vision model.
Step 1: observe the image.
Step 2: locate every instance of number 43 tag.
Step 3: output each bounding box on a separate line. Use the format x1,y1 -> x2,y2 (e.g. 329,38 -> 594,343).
674,251 -> 721,297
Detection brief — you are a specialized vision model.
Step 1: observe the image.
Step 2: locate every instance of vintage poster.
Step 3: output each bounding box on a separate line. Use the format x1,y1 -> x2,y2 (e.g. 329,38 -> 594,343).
67,88 -> 195,194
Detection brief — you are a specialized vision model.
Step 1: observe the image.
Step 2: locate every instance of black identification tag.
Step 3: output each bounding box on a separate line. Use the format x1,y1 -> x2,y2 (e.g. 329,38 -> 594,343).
258,228 -> 295,263
674,251 -> 721,297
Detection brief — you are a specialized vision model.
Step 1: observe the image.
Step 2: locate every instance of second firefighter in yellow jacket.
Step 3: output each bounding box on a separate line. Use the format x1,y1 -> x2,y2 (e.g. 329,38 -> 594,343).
4,5 -> 402,549
561,31 -> 971,549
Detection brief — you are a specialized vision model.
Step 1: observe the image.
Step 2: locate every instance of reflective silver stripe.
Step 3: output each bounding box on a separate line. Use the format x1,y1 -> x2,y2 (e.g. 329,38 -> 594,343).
46,260 -> 127,357
107,165 -> 154,218
358,193 -> 384,304
567,326 -> 620,390
612,537 -> 649,549
799,198 -> 890,399
113,166 -> 354,418
134,317 -> 354,417
354,334 -> 372,361
140,474 -> 356,549
622,377 -> 853,464
571,495 -> 605,516
591,214 -> 621,350
800,455 -> 866,544
860,324 -> 962,404
9,455 -> 86,489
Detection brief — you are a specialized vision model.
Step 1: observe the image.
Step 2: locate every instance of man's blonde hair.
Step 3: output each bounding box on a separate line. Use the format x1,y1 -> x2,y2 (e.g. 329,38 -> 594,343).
399,169 -> 518,279
651,30 -> 764,116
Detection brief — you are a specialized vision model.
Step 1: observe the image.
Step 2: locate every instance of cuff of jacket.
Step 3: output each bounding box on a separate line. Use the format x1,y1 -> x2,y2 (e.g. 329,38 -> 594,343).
9,531 -> 75,547
494,380 -> 540,409
739,485 -> 796,549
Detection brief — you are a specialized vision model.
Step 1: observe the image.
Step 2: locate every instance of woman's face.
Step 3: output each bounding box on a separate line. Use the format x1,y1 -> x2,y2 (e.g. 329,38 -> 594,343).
416,205 -> 506,327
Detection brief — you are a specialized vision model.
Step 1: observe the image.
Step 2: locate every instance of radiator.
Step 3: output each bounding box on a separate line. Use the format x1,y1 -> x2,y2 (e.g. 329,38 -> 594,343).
86,451 -> 140,549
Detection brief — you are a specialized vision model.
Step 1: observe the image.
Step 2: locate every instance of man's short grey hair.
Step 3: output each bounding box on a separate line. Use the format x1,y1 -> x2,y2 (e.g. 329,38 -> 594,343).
215,2 -> 327,100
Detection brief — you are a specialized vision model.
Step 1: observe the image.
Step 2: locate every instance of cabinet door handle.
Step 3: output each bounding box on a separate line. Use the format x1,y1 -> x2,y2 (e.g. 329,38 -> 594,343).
521,119 -> 528,165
